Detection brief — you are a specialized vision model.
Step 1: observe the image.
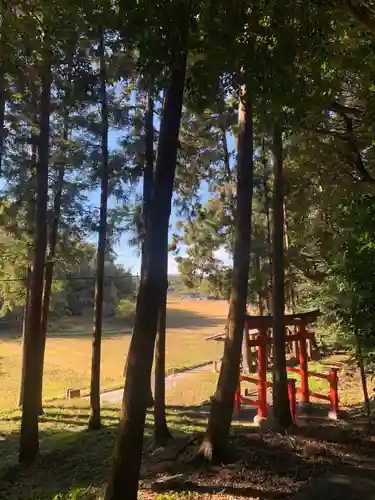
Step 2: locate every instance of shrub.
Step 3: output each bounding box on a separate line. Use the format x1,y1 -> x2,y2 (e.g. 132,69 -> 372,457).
116,298 -> 136,323
52,487 -> 98,500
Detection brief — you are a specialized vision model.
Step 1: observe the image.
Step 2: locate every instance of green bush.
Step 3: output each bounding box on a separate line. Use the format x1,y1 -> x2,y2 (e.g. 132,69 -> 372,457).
116,298 -> 136,323
52,487 -> 98,500
308,194 -> 375,367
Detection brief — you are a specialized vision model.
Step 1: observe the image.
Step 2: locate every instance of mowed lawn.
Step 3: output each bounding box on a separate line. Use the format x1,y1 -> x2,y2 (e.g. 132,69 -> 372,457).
0,299 -> 227,409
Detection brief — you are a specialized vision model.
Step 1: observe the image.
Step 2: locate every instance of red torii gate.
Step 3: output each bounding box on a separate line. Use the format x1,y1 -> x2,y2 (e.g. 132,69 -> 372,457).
235,309 -> 339,421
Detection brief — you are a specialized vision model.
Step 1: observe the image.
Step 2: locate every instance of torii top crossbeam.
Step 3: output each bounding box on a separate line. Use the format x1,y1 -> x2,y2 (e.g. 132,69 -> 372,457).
245,309 -> 321,331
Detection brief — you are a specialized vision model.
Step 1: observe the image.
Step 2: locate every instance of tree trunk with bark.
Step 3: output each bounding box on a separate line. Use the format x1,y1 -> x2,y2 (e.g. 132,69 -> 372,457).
141,93 -> 155,273
271,122 -> 293,429
122,93 -> 155,409
19,57 -> 52,464
19,137 -> 37,408
38,121 -> 67,415
143,93 -> 155,408
150,92 -> 171,442
0,1 -> 6,173
104,14 -> 188,498
355,329 -> 371,425
154,272 -> 171,443
89,28 -> 109,430
262,141 -> 272,313
19,267 -> 31,407
201,87 -> 254,462
0,65 -> 4,172
283,204 -> 296,313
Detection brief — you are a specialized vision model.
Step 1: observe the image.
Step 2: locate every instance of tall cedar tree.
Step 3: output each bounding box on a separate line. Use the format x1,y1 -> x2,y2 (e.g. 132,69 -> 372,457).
123,94 -> 155,408
38,119 -> 67,414
154,259 -> 171,443
201,87 -> 254,461
152,89 -> 171,442
142,93 -> 155,407
19,139 -> 37,408
0,65 -> 4,171
355,330 -> 371,424
261,139 -> 272,311
19,267 -> 31,407
141,94 -> 155,274
89,27 -> 109,430
271,122 -> 292,428
0,0 -> 5,172
104,9 -> 189,499
19,56 -> 52,464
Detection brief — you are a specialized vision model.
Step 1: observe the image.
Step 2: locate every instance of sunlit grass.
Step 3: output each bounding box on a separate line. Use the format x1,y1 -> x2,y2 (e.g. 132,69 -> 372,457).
0,300 -> 227,410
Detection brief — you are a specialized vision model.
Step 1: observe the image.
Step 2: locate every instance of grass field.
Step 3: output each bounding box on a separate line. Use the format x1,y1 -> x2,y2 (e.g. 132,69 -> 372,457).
1,298 -> 373,500
0,299 -> 228,409
0,368 -> 373,500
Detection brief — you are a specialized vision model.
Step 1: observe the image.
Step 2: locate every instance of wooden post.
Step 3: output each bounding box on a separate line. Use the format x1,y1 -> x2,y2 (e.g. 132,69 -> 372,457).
288,378 -> 297,424
329,367 -> 339,419
258,329 -> 268,418
299,324 -> 310,405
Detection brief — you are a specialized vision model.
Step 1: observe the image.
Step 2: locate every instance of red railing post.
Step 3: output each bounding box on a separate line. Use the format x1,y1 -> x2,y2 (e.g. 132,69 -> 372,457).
234,378 -> 241,414
288,378 -> 297,424
329,367 -> 339,419
258,329 -> 268,418
299,324 -> 310,405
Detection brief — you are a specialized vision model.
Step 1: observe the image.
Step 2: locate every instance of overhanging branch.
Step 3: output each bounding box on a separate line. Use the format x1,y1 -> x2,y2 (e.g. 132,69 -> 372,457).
344,0 -> 375,33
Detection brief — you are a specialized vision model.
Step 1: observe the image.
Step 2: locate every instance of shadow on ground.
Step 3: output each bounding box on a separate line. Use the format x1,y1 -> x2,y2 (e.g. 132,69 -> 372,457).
2,402 -> 375,500
0,308 -> 224,341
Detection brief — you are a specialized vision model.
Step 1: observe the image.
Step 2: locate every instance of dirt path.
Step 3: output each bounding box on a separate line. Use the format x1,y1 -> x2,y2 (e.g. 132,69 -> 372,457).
100,361 -> 216,404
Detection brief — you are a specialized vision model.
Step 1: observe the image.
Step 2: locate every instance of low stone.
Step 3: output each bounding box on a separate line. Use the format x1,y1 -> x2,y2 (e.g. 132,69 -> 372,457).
328,410 -> 338,420
66,388 -> 81,399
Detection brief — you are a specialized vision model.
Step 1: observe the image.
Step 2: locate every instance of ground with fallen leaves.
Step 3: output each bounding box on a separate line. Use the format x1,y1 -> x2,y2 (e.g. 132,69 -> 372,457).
1,297 -> 375,500
1,396 -> 375,499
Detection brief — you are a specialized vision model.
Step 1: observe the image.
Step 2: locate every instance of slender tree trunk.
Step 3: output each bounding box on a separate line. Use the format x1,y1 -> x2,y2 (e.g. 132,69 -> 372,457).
123,93 -> 155,408
143,93 -> 155,408
19,139 -> 37,408
154,271 -> 171,443
19,267 -> 31,407
0,65 -> 4,172
152,93 -> 171,442
283,204 -> 295,313
271,122 -> 292,429
355,329 -> 371,424
201,86 -> 254,462
89,28 -> 109,430
0,1 -> 6,173
262,141 -> 272,313
19,57 -> 52,464
255,254 -> 264,315
141,93 -> 155,276
221,128 -> 232,184
104,13 -> 188,498
38,121 -> 67,415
